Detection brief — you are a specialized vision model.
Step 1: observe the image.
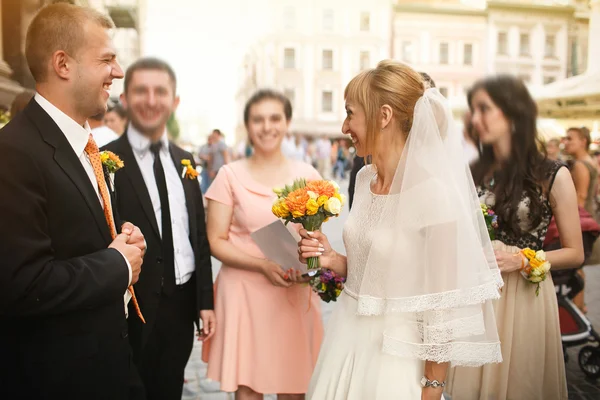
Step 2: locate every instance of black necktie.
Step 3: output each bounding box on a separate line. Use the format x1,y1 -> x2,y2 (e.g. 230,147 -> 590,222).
150,142 -> 176,295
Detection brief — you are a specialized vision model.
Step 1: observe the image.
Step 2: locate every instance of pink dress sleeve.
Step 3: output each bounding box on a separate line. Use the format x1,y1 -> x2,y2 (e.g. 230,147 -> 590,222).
205,165 -> 234,206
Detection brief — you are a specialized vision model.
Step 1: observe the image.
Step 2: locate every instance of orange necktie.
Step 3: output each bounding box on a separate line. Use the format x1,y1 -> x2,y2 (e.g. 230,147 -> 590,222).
85,135 -> 145,323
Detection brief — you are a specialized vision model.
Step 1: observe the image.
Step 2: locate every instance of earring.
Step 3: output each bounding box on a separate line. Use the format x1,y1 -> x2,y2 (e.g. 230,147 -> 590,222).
511,122 -> 516,135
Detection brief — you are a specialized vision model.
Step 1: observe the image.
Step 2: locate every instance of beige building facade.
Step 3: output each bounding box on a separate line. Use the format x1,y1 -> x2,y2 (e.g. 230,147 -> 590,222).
393,1 -> 590,110
236,0 -> 393,141
393,0 -> 488,112
237,0 -> 590,141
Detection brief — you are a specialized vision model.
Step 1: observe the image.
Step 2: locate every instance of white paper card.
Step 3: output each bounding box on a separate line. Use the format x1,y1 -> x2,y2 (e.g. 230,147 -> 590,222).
251,220 -> 307,273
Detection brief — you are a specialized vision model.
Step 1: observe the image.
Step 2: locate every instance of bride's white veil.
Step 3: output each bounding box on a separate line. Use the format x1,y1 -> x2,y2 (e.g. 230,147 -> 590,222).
356,86 -> 503,366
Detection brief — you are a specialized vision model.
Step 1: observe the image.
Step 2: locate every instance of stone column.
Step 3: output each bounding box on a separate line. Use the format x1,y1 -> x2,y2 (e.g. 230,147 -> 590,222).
0,0 -> 24,108
588,0 -> 600,74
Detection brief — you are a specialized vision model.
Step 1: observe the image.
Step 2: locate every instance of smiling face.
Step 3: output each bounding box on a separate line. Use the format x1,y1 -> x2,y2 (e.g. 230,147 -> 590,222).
71,22 -> 123,119
121,68 -> 179,138
245,98 -> 290,155
342,101 -> 368,157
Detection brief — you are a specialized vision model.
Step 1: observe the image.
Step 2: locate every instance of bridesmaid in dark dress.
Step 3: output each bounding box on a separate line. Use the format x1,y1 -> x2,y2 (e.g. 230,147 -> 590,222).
447,76 -> 583,400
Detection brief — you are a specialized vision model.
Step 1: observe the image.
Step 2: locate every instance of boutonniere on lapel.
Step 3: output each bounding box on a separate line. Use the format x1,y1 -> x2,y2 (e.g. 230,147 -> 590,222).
181,159 -> 199,180
100,151 -> 124,191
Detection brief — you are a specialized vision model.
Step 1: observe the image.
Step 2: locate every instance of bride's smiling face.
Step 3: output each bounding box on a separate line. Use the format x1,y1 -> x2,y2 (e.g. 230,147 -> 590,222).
342,101 -> 367,157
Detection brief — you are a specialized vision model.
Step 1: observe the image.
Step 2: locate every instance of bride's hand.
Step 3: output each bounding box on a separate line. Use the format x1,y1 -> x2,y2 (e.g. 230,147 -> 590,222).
494,249 -> 526,273
298,229 -> 337,270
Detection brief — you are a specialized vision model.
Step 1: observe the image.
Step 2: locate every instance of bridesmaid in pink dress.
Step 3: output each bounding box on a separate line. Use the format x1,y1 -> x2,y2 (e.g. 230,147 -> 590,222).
202,89 -> 324,399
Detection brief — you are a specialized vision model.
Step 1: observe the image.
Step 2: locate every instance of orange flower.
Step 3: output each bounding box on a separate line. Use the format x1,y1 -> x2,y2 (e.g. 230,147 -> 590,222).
305,180 -> 336,198
108,152 -> 124,169
185,165 -> 199,179
285,188 -> 310,218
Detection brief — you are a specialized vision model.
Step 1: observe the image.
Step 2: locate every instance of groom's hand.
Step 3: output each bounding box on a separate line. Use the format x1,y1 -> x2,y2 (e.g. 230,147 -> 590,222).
109,233 -> 143,285
121,222 -> 146,255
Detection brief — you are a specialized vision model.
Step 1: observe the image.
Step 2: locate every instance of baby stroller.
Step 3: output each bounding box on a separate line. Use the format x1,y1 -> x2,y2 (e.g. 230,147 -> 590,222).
544,207 -> 600,379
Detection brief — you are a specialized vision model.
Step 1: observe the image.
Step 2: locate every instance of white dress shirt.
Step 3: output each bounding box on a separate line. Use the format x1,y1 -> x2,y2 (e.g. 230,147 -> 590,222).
127,124 -> 196,285
34,93 -> 132,313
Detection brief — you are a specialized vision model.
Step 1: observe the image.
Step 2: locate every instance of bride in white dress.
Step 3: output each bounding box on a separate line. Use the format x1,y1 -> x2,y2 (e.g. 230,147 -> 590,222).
295,61 -> 504,400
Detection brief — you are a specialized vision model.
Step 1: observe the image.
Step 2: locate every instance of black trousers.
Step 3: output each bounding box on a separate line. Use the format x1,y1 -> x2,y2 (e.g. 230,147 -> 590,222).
137,279 -> 196,400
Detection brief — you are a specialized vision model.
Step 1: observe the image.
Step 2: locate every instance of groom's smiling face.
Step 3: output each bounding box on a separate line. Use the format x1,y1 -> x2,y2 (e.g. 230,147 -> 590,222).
121,69 -> 179,137
70,22 -> 123,119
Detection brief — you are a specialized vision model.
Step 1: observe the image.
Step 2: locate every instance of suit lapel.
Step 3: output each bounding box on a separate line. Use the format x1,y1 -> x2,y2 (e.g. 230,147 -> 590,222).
25,100 -> 112,244
117,133 -> 161,241
169,145 -> 197,245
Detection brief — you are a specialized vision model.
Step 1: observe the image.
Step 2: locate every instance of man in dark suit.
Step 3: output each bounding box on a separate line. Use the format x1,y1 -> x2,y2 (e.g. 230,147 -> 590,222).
0,4 -> 146,400
103,58 -> 215,400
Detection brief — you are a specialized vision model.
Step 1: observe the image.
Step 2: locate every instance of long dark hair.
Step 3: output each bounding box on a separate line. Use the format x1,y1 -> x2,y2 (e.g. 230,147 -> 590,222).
470,75 -> 548,236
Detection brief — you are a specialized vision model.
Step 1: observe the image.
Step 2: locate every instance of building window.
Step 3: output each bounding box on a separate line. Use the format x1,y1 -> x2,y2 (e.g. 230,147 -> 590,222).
283,6 -> 295,30
323,9 -> 334,32
497,32 -> 508,55
322,90 -> 333,112
360,12 -> 370,32
464,43 -> 473,65
545,34 -> 556,58
439,87 -> 448,98
284,48 -> 295,69
322,49 -> 333,70
543,76 -> 556,85
520,33 -> 530,56
359,51 -> 370,70
439,42 -> 449,65
401,41 -> 413,63
284,88 -> 295,106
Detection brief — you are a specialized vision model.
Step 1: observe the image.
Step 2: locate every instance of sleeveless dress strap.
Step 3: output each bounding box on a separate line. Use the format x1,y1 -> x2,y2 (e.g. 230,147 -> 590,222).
548,160 -> 567,192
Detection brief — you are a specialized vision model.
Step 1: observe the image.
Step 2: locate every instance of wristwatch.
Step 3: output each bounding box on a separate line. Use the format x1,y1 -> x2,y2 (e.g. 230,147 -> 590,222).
420,376 -> 446,389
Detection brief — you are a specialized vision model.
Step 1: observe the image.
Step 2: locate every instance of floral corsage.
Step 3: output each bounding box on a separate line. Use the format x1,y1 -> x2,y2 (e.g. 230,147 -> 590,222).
100,151 -> 124,191
520,248 -> 551,296
100,151 -> 124,173
181,159 -> 199,180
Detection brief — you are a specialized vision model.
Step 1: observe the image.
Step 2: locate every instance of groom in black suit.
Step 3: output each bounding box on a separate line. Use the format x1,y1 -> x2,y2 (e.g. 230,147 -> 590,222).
103,58 -> 215,400
0,4 -> 146,400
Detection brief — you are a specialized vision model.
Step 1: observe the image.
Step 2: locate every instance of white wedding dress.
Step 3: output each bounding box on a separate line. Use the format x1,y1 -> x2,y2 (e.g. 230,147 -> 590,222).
308,165 -> 425,400
308,88 -> 502,400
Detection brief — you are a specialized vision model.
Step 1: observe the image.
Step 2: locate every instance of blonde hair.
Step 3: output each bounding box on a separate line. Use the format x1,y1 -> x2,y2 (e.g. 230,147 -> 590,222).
344,60 -> 424,156
26,3 -> 114,82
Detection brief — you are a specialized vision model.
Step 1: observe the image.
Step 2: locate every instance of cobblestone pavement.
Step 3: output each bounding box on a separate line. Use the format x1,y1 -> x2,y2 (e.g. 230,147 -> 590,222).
182,181 -> 600,400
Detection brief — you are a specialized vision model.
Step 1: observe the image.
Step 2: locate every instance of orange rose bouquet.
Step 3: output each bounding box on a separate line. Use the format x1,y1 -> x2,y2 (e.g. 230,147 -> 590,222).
520,248 -> 551,296
272,178 -> 345,302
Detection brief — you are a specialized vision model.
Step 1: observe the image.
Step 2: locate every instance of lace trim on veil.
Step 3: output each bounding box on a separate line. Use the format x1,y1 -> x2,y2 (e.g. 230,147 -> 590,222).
417,310 -> 486,343
351,269 -> 503,316
382,334 -> 502,367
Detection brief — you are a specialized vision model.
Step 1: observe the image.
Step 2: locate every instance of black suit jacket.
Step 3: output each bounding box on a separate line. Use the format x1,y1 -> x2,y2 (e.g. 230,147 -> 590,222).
348,156 -> 365,210
102,133 -> 213,355
0,100 -> 132,400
